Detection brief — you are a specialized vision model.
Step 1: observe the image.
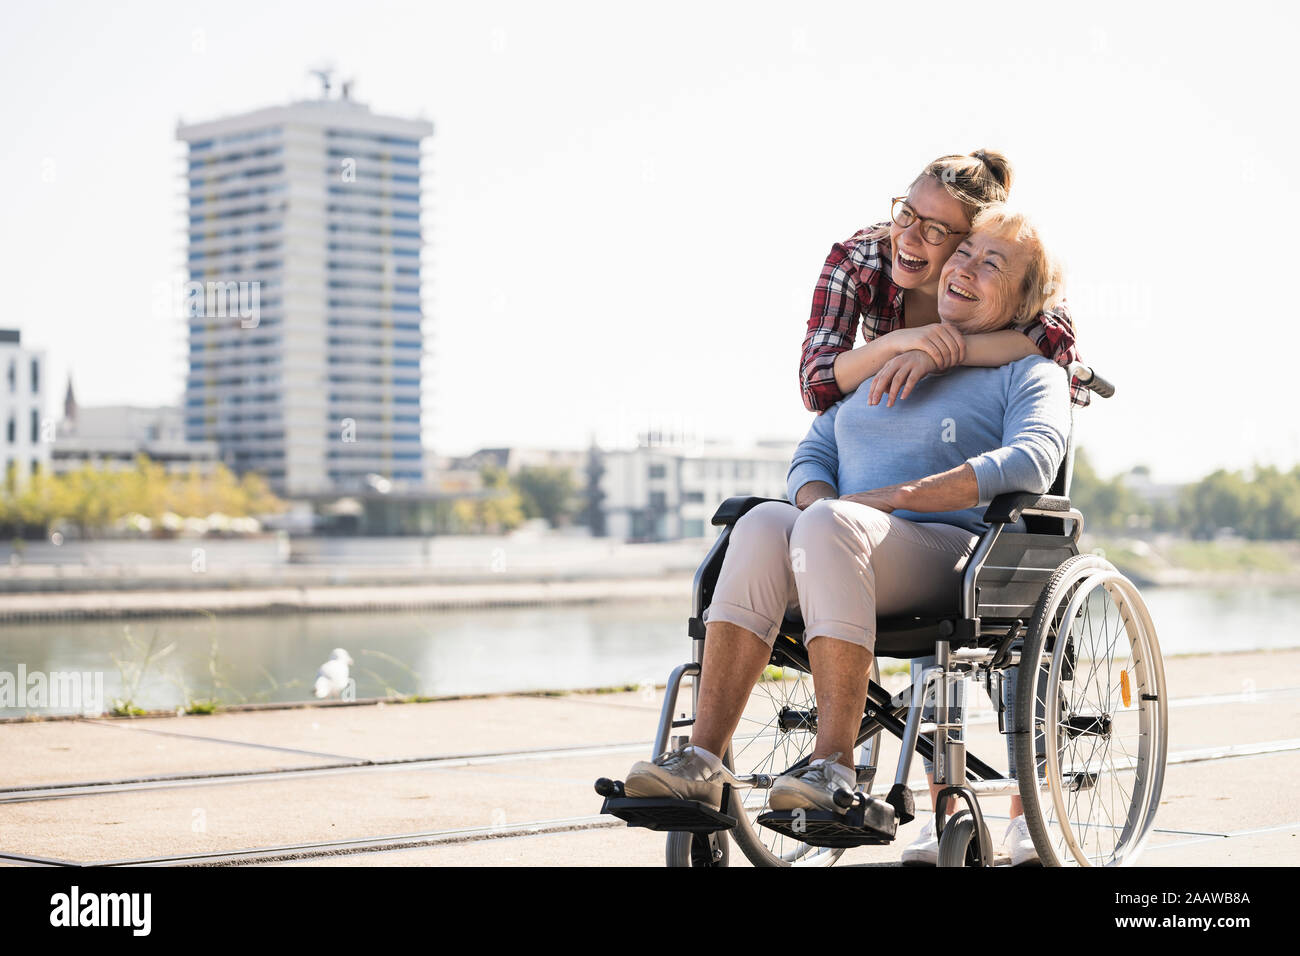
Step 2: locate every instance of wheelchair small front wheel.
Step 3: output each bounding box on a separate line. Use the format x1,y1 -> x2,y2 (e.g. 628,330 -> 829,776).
665,829 -> 729,867
1015,554 -> 1169,866
936,810 -> 987,867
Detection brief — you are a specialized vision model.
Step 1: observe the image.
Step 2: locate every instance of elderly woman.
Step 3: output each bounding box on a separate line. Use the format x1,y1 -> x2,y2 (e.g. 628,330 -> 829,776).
623,204 -> 1072,855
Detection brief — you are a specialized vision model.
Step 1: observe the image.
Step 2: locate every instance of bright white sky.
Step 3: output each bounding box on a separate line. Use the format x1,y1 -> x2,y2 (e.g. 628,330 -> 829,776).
2,1 -> 1296,483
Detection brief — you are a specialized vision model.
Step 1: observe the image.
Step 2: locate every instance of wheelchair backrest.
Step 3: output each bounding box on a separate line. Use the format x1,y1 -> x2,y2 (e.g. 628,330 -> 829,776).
1049,408 -> 1077,499
971,530 -> 1078,623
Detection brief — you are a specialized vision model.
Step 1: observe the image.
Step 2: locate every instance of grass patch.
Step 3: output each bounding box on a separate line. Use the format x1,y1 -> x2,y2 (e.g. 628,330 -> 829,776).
1165,540 -> 1293,573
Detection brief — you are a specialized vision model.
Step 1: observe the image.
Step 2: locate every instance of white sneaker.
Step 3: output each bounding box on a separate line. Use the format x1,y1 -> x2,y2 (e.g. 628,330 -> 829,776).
900,816 -> 938,866
1003,816 -> 1040,866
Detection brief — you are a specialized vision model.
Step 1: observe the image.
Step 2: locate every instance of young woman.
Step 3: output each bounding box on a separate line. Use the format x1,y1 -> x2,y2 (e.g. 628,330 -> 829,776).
796,151 -> 1085,865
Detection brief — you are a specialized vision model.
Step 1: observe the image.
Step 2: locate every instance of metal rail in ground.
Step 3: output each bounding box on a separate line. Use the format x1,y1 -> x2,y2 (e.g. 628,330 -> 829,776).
5,738 -> 1298,867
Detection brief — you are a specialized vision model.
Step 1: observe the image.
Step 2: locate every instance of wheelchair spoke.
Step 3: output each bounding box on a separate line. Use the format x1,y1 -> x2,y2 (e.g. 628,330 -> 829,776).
727,666 -> 843,865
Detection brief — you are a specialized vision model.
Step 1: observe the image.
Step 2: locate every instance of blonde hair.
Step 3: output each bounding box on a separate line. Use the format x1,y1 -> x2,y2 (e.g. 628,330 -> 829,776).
969,203 -> 1066,325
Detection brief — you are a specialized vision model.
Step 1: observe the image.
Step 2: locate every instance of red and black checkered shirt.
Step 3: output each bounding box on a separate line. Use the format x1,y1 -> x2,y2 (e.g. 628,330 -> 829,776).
800,225 -> 1089,412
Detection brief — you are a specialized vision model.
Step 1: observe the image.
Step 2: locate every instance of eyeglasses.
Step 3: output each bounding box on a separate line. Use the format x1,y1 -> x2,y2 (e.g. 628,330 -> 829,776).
890,198 -> 968,246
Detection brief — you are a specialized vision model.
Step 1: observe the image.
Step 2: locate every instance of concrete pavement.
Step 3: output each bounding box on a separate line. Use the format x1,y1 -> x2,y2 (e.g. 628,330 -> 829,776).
1,648 -> 1296,867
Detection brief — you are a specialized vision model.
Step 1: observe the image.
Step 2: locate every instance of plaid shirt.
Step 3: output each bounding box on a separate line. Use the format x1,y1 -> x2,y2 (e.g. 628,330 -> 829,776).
800,225 -> 1089,412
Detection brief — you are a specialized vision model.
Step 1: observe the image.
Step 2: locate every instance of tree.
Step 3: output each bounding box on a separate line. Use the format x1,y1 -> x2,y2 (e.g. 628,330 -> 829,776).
1069,447 -> 1147,532
513,465 -> 576,527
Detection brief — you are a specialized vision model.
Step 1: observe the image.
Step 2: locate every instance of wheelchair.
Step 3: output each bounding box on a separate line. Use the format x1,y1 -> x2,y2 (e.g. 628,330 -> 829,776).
595,364 -> 1168,867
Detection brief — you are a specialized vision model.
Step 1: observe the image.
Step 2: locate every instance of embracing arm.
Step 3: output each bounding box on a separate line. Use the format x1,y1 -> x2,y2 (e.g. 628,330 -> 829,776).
800,244 -> 862,413
869,302 -> 1081,408
961,329 -> 1038,367
832,323 -> 973,390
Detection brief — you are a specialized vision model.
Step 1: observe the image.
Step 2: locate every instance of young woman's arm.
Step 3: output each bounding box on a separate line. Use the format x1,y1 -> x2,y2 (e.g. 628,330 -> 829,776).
800,242 -> 864,414
960,328 -> 1038,366
831,324 -> 966,395
869,301 -> 1087,408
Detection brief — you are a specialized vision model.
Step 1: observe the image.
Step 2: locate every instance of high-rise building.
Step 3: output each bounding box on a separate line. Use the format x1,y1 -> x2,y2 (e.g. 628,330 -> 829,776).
177,82 -> 432,497
0,329 -> 49,490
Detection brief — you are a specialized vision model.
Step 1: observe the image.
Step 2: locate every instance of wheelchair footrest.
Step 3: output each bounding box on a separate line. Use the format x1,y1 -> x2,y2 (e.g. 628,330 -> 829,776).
757,794 -> 898,848
598,784 -> 737,833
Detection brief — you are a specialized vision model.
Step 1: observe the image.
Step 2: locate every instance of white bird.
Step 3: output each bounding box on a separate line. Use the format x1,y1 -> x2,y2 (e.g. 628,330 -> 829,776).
314,648 -> 354,699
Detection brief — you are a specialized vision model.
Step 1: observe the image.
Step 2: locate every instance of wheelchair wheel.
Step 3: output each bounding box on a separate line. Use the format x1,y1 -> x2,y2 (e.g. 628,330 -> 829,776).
665,829 -> 729,867
723,648 -> 880,867
936,810 -> 986,867
1014,553 -> 1169,866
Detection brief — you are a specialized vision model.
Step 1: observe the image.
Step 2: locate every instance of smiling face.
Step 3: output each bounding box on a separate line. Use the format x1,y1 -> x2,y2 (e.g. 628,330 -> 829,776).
888,174 -> 971,294
936,226 -> 1033,333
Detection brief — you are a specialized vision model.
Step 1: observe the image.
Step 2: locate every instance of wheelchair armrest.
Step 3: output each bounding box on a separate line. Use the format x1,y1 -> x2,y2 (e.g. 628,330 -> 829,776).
710,495 -> 789,527
983,492 -> 1072,525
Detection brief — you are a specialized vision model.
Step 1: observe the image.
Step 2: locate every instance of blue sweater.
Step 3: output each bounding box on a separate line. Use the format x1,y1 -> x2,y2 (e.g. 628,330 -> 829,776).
786,355 -> 1071,535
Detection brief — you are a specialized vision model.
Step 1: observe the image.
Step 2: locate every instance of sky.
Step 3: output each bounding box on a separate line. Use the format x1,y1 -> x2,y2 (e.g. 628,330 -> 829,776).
1,0 -> 1297,483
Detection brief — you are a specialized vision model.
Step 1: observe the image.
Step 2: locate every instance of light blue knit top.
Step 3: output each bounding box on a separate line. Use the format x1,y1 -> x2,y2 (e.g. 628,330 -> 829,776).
786,355 -> 1072,535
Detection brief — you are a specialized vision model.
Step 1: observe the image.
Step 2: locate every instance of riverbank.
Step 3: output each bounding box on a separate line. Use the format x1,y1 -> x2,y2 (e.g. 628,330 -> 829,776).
0,575 -> 691,621
2,532 -> 1298,620
1086,534 -> 1300,587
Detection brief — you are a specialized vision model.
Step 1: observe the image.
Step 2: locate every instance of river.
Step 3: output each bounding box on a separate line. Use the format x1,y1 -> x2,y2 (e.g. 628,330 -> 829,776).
1,585 -> 1296,717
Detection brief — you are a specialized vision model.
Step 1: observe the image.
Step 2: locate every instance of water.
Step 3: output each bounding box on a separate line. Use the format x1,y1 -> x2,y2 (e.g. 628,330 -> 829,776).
1,586 -> 1296,718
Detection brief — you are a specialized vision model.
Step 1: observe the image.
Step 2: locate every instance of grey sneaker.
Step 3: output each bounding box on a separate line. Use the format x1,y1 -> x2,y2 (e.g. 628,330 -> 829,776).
623,746 -> 724,806
768,753 -> 856,812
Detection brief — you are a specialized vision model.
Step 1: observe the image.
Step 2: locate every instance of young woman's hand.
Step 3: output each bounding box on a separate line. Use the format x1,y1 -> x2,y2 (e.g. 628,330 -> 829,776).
887,323 -> 966,370
869,350 -> 939,407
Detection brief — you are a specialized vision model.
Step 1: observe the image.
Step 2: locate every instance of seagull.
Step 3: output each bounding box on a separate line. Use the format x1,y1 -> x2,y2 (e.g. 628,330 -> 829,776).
314,649 -> 354,699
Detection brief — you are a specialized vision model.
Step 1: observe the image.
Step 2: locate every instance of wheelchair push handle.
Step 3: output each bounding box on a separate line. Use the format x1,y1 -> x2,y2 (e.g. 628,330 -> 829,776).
1067,361 -> 1115,399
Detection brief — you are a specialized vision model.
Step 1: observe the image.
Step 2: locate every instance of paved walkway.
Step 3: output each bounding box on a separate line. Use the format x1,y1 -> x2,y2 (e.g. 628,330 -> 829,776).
1,649 -> 1296,867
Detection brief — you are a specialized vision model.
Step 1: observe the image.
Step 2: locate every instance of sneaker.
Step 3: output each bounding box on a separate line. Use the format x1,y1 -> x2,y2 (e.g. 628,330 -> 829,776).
623,746 -> 723,807
1003,816 -> 1040,866
900,816 -> 938,866
768,753 -> 856,812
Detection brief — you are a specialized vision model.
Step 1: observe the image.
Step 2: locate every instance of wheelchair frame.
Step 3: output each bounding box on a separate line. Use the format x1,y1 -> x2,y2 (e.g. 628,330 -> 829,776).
596,364 -> 1168,867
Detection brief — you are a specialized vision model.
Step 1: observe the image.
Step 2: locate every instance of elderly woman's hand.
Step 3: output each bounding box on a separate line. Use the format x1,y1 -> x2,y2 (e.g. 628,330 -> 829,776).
869,350 -> 940,407
838,487 -> 904,512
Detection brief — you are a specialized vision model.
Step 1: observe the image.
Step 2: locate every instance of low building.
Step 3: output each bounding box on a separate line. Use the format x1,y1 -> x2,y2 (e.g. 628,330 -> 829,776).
599,436 -> 795,541
448,447 -> 586,475
53,396 -> 220,475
